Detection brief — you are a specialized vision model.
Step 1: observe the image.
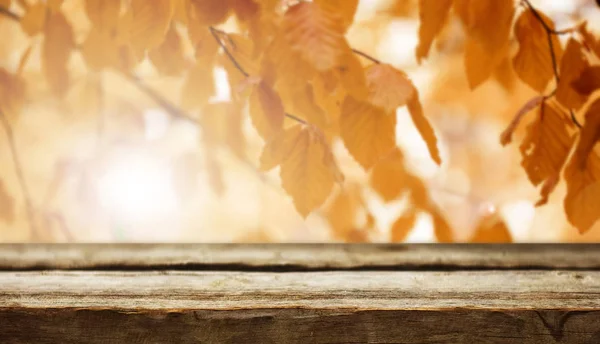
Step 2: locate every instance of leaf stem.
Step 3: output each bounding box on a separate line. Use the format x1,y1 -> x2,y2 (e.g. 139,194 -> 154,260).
352,48 -> 381,64
0,6 -> 20,21
208,26 -> 307,125
0,111 -> 39,240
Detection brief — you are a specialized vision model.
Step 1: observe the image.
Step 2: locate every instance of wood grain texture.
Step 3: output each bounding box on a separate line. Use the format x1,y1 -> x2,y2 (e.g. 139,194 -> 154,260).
3,245 -> 600,343
2,270 -> 600,343
2,243 -> 600,270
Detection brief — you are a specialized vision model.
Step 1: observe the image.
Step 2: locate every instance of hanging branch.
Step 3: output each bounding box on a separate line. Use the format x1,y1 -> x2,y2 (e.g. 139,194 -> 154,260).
522,0 -> 582,128
352,48 -> 381,64
208,26 -> 310,125
0,112 -> 39,240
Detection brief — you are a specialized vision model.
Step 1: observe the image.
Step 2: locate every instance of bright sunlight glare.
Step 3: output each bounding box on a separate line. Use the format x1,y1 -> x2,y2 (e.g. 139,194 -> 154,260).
97,151 -> 179,223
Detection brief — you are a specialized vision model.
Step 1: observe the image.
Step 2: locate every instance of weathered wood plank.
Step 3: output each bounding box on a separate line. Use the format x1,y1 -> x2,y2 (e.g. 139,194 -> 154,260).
2,270 -> 600,343
2,244 -> 600,270
2,270 -> 600,310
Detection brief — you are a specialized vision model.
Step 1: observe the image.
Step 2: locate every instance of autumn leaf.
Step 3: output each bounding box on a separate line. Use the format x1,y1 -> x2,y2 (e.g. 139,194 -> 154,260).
415,0 -> 452,63
187,0 -> 231,27
390,209 -> 417,242
282,2 -> 347,71
181,61 -> 215,110
20,2 -> 46,36
369,148 -> 408,201
323,183 -> 373,242
564,147 -> 600,233
249,80 -> 285,141
572,66 -> 600,98
341,96 -> 396,170
0,68 -> 26,120
407,89 -> 442,165
42,10 -> 75,96
314,0 -> 358,32
556,39 -> 589,110
0,179 -> 14,224
85,0 -> 121,32
149,24 -> 188,76
121,0 -> 173,52
571,97 -> 600,170
469,214 -> 512,243
519,101 -> 575,204
260,125 -> 344,217
365,64 -> 414,113
513,9 -> 562,93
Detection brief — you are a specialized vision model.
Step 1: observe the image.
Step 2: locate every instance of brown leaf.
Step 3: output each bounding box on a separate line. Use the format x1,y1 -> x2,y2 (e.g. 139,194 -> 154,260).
407,89 -> 442,165
415,0 -> 453,63
572,66 -> 600,97
556,38 -> 590,110
470,214 -> 513,243
564,147 -> 600,233
513,9 -> 563,93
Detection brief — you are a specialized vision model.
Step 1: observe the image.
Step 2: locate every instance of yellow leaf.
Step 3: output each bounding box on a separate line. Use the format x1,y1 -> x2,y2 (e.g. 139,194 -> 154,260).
520,101 -> 575,204
323,183 -> 370,242
81,27 -> 120,70
407,89 -> 442,165
564,147 -> 600,233
454,0 -> 514,55
149,24 -> 188,76
20,2 -> 46,36
85,0 -> 121,31
369,148 -> 408,202
314,0 -> 358,32
261,125 -> 343,216
415,0 -> 452,63
249,81 -> 285,141
572,97 -> 600,170
42,10 -> 75,96
0,179 -> 14,224
513,9 -> 563,93
469,214 -> 513,243
282,2 -> 346,71
341,96 -> 396,170
0,68 -> 26,119
556,38 -> 589,111
187,0 -> 231,26
121,0 -> 173,52
181,61 -> 215,110
365,63 -> 414,113
572,66 -> 600,98
390,209 -> 417,243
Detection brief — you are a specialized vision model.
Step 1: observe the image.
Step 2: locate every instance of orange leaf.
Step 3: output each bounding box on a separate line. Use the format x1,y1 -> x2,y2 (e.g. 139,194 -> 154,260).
0,179 -> 14,224
149,24 -> 188,76
20,2 -> 46,36
572,66 -> 600,97
282,2 -> 347,71
181,61 -> 215,110
500,95 -> 545,146
369,148 -> 408,202
42,10 -> 75,96
390,210 -> 417,243
469,214 -> 513,243
85,0 -> 121,31
260,125 -> 343,217
121,0 -> 173,52
365,63 -> 414,113
341,96 -> 396,170
572,97 -> 600,170
323,183 -> 371,242
519,101 -> 575,204
407,89 -> 442,165
249,81 -> 285,141
556,39 -> 590,110
314,0 -> 358,32
415,0 -> 453,63
513,9 -> 563,93
564,147 -> 600,233
187,0 -> 231,26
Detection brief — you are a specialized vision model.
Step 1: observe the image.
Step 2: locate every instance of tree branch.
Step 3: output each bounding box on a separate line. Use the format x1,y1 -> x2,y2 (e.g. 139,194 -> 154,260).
0,112 -> 38,240
0,6 -> 20,22
352,49 -> 381,64
208,26 -> 307,125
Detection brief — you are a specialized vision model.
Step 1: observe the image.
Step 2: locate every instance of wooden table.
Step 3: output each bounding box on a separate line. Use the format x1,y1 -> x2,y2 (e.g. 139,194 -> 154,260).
1,244 -> 600,343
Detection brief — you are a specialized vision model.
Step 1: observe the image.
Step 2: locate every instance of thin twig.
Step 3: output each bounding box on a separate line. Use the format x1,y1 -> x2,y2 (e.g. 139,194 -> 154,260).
0,6 -> 20,21
208,26 -> 307,125
0,112 -> 38,240
121,72 -> 200,124
352,48 -> 381,64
